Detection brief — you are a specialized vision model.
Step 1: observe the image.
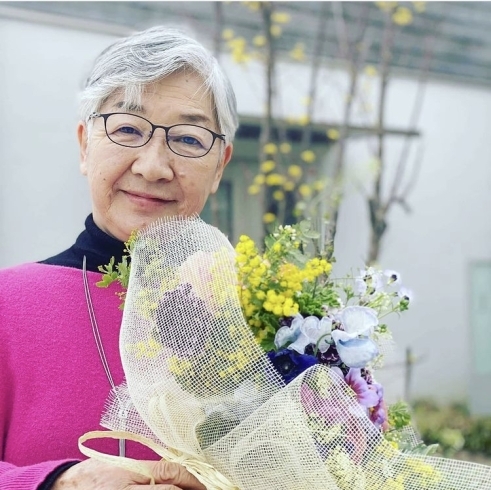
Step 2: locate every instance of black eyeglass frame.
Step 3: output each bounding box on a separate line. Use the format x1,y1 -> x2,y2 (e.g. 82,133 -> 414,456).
88,112 -> 226,158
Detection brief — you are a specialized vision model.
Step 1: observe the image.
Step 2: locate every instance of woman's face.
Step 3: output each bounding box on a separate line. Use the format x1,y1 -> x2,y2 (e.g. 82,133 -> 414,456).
77,71 -> 233,241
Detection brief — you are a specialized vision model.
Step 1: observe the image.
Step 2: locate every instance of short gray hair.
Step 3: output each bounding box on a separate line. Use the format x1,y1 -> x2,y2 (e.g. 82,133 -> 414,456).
79,26 -> 239,143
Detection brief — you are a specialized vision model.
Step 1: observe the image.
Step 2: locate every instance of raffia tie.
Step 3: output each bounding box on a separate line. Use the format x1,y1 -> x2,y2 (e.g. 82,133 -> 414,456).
78,430 -> 239,490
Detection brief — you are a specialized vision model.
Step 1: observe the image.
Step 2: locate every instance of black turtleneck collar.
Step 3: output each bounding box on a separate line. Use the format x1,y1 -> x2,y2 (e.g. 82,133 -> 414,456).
39,214 -> 126,273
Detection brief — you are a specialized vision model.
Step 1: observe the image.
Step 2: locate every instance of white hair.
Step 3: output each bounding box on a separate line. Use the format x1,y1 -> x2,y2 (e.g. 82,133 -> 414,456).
79,26 -> 239,143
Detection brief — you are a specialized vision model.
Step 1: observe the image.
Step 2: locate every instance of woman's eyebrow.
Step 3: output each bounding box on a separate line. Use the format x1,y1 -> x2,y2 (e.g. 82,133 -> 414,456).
112,101 -> 145,113
179,113 -> 213,125
110,102 -> 214,126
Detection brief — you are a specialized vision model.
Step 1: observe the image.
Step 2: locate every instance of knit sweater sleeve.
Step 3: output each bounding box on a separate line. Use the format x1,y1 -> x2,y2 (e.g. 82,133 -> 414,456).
0,333 -> 79,488
0,264 -> 80,489
0,460 -> 79,490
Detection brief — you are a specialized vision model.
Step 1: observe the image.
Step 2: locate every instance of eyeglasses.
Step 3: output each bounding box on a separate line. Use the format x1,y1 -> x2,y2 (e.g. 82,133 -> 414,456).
88,112 -> 226,158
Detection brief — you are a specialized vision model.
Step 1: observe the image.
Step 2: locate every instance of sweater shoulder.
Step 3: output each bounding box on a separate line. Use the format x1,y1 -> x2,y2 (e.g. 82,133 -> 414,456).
0,262 -> 110,304
0,263 -> 80,294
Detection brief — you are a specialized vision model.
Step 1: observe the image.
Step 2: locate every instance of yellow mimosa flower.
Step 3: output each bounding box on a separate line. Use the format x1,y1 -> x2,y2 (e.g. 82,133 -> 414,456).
271,11 -> 291,23
301,150 -> 316,163
260,160 -> 276,173
248,184 -> 260,195
279,142 -> 292,154
287,165 -> 302,178
222,29 -> 234,40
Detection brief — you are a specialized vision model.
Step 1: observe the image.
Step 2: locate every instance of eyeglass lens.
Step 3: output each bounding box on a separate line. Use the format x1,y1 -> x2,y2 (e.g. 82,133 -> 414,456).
104,113 -> 216,157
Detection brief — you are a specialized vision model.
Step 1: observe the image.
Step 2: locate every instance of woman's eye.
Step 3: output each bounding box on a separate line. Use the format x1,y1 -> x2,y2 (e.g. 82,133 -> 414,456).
116,126 -> 142,136
179,135 -> 201,146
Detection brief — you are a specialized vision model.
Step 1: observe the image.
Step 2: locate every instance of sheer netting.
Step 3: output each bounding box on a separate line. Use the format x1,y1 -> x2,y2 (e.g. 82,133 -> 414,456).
100,216 -> 491,490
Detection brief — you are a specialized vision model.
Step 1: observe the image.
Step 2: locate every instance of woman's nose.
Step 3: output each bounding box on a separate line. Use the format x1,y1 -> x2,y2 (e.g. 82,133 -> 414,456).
130,131 -> 175,181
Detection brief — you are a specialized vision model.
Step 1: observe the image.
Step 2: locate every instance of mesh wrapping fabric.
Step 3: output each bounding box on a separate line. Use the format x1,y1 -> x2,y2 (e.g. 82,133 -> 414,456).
102,216 -> 491,490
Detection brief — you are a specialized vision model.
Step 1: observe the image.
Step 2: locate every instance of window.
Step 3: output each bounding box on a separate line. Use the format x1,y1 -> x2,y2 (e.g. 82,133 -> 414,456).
200,181 -> 233,238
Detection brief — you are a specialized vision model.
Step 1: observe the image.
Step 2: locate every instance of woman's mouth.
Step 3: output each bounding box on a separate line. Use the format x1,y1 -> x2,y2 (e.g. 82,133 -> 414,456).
123,191 -> 175,209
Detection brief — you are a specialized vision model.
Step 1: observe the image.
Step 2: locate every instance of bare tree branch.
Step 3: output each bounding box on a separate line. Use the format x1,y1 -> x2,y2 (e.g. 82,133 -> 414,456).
385,35 -> 434,210
302,1 -> 329,149
326,2 -> 371,260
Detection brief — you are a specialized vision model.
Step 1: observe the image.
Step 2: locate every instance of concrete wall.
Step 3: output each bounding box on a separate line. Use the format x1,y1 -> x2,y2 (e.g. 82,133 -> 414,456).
1,15 -> 491,403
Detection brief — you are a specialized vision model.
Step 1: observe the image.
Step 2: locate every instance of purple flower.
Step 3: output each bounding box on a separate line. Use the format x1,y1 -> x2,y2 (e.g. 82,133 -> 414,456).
267,349 -> 318,384
344,368 -> 379,408
316,344 -> 342,366
368,382 -> 387,428
154,283 -> 212,356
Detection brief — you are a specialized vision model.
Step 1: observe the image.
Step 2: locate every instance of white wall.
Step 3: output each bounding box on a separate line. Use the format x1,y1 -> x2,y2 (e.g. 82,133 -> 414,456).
0,18 -> 118,266
2,16 -> 491,402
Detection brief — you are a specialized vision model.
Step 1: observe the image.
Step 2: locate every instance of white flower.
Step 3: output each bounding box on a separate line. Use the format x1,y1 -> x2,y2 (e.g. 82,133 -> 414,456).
274,314 -> 332,354
335,306 -> 378,338
356,268 -> 384,295
355,277 -> 367,295
384,269 -> 401,285
397,286 -> 414,302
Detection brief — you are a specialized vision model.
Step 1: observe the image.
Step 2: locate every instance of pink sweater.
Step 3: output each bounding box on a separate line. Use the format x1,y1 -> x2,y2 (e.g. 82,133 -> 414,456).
0,263 -> 157,489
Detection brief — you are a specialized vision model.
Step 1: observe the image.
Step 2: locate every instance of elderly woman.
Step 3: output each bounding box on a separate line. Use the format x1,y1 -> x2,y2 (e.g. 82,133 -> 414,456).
0,26 -> 237,489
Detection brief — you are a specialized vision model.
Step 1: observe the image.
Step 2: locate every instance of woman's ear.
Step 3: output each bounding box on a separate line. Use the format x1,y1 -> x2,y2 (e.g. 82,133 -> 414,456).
211,143 -> 233,194
77,121 -> 89,176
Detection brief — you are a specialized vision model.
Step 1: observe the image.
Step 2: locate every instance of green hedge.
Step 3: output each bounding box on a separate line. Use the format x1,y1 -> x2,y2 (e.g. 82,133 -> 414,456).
412,399 -> 491,457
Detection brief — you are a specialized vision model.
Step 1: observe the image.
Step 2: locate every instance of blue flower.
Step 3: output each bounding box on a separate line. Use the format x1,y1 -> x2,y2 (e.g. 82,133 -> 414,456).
334,337 -> 379,369
331,306 -> 379,368
267,349 -> 318,384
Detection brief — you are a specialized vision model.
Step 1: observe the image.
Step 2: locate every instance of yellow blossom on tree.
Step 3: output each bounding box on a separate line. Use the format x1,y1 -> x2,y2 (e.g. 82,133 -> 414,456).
260,160 -> 276,173
253,174 -> 265,185
279,142 -> 291,154
287,165 -> 302,178
232,52 -> 251,64
227,37 -> 246,50
222,29 -> 234,40
298,114 -> 310,126
289,42 -> 306,62
301,150 -> 316,163
271,11 -> 291,23
327,128 -> 340,140
265,173 -> 285,186
413,1 -> 426,13
248,184 -> 261,195
298,184 -> 312,198
253,35 -> 266,47
270,25 -> 282,37
242,1 -> 260,11
263,143 -> 278,155
364,65 -> 378,77
263,212 -> 276,224
392,6 -> 413,25
375,1 -> 398,11
273,190 -> 285,201
313,180 -> 325,191
283,181 -> 295,192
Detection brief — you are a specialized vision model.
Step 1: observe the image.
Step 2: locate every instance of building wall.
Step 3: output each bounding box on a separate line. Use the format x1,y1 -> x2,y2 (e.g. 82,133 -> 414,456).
1,16 -> 491,404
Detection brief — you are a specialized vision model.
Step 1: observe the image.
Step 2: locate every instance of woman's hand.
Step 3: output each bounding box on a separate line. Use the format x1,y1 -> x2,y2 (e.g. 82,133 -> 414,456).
52,458 -> 207,490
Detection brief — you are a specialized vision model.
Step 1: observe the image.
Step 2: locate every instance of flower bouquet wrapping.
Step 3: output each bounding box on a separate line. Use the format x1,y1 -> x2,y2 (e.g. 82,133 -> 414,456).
80,216 -> 491,490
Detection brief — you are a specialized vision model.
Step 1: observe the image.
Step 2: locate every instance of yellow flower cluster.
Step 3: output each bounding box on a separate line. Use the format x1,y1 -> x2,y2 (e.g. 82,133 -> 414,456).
404,458 -> 442,488
127,337 -> 162,359
235,232 -> 332,344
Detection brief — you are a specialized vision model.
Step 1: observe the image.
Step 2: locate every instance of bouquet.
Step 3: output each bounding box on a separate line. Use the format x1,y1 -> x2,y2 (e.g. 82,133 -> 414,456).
80,216 -> 491,490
